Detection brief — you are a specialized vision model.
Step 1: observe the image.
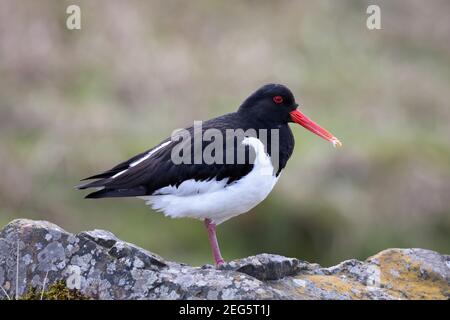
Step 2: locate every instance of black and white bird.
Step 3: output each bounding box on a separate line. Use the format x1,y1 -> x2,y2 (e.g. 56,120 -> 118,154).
78,84 -> 341,265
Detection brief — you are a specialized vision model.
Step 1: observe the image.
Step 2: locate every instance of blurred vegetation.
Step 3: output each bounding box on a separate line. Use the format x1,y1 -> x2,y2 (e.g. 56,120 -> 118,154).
0,0 -> 449,266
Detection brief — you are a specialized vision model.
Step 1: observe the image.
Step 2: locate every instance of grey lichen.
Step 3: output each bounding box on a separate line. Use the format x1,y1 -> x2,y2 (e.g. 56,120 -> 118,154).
0,219 -> 449,300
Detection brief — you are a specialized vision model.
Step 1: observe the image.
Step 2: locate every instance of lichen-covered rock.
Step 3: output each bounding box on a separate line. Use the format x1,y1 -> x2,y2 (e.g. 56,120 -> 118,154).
0,219 -> 448,300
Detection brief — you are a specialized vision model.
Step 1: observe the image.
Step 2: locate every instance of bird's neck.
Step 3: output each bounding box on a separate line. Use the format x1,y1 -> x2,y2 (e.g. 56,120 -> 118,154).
234,115 -> 294,176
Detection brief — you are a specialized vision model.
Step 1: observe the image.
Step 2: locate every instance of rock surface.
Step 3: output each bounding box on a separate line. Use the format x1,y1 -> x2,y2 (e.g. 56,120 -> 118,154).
0,219 -> 448,300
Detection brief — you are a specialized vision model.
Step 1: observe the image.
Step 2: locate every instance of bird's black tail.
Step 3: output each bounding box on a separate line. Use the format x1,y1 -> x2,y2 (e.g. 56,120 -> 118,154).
83,186 -> 147,199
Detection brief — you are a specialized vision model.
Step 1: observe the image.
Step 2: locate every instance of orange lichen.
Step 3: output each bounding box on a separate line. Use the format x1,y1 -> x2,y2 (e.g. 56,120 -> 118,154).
299,275 -> 367,299
369,249 -> 448,300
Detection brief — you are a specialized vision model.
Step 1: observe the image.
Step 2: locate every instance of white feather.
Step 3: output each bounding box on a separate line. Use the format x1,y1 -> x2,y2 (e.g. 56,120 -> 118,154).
111,141 -> 171,179
112,170 -> 127,179
139,137 -> 279,224
130,141 -> 171,167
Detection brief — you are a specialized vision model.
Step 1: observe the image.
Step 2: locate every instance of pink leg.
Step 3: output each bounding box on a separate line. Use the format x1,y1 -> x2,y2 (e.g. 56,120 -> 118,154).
204,218 -> 225,265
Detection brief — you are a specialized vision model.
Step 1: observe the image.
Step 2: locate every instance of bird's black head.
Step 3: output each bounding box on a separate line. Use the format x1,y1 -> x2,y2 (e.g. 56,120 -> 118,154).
238,84 -> 298,125
238,83 -> 342,147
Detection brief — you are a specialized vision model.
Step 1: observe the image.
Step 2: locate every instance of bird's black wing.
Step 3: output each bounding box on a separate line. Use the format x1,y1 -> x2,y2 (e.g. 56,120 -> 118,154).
78,114 -> 255,199
79,145 -> 163,181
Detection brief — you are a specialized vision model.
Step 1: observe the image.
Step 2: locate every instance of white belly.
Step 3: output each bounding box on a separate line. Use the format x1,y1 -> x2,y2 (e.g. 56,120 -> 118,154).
139,137 -> 279,224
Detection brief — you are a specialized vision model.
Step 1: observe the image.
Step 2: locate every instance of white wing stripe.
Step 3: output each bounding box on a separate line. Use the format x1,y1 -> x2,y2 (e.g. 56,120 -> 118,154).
111,141 -> 171,179
130,141 -> 171,167
111,170 -> 127,179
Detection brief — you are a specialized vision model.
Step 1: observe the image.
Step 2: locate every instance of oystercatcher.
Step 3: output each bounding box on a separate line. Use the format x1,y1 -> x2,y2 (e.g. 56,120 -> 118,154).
78,84 -> 341,265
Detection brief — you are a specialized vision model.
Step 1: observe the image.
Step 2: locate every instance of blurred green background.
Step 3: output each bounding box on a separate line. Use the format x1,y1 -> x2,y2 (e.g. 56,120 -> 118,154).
1,0 -> 449,266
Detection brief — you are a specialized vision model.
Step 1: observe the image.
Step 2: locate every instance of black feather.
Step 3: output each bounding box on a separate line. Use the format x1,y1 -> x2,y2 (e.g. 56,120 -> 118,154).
85,187 -> 147,198
78,85 -> 296,200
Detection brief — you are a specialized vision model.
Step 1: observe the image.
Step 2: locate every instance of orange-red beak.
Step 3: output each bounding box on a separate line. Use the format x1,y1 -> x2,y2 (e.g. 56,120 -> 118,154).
290,109 -> 342,148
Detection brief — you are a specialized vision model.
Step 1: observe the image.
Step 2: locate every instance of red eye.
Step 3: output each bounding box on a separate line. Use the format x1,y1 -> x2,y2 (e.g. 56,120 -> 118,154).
273,96 -> 283,104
